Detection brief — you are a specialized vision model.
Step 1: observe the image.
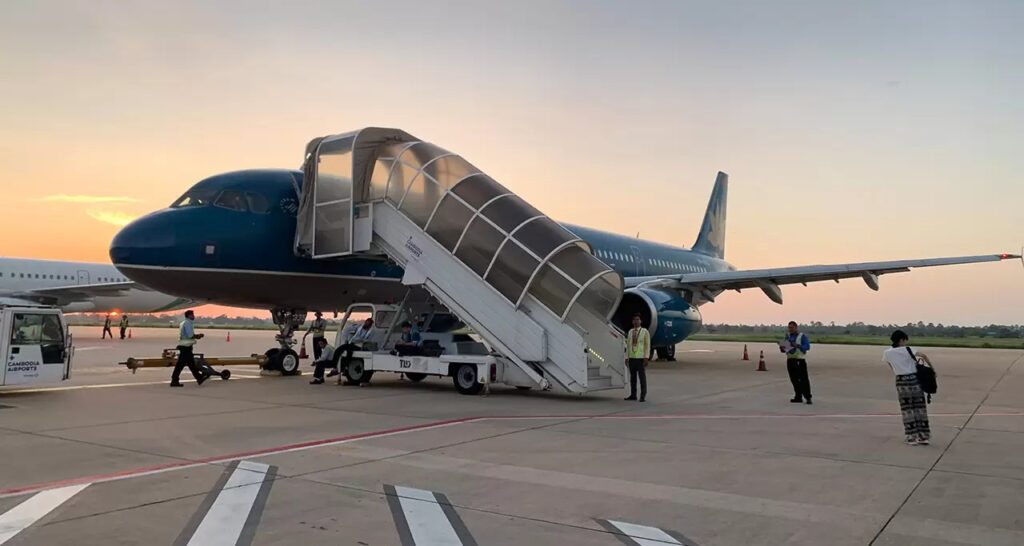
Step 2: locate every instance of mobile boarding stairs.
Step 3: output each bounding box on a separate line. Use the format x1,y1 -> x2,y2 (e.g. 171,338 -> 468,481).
293,128 -> 627,394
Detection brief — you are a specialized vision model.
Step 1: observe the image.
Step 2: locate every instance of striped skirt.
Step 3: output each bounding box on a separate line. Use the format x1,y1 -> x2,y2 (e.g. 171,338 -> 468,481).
896,373 -> 930,440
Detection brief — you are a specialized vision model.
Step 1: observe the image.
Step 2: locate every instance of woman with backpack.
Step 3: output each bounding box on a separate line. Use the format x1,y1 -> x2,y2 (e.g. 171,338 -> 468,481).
883,330 -> 933,445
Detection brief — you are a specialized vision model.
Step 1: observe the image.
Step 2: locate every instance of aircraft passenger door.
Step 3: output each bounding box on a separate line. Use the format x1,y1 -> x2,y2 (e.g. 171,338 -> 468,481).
630,246 -> 645,277
76,270 -> 90,285
311,134 -> 356,258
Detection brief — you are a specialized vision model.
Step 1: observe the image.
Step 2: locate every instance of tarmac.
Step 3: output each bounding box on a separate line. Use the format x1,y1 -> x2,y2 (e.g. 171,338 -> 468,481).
0,326 -> 1021,545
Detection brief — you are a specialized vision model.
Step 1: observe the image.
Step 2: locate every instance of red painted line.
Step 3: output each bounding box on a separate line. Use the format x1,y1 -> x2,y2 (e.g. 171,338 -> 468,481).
2,411 -> 1021,498
0,417 -> 479,498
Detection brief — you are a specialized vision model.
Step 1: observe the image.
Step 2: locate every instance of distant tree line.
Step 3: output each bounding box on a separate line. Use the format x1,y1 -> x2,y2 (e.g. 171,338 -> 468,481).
703,321 -> 1024,339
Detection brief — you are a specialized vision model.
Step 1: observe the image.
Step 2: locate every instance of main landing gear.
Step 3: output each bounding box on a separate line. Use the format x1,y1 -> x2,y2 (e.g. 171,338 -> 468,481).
653,345 -> 676,362
263,308 -> 306,375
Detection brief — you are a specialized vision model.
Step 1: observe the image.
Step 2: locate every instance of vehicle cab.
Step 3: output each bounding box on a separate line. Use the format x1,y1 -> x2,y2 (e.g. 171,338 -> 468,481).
1,306 -> 72,386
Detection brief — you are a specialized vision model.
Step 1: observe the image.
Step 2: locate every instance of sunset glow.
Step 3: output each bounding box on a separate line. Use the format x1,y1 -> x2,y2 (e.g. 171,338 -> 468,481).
1,2 -> 1020,325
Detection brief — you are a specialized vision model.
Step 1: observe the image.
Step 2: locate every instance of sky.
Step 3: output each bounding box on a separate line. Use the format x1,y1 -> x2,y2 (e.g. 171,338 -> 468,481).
0,1 -> 1021,325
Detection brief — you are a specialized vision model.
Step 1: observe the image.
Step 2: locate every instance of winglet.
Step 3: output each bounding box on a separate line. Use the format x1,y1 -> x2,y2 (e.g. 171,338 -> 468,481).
692,172 -> 728,259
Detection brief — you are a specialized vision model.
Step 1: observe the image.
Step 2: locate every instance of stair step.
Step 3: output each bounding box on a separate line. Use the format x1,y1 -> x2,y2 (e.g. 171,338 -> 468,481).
587,376 -> 614,390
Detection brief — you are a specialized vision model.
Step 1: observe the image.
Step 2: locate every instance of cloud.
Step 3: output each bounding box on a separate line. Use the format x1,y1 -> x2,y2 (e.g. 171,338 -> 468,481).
39,194 -> 142,203
86,210 -> 139,227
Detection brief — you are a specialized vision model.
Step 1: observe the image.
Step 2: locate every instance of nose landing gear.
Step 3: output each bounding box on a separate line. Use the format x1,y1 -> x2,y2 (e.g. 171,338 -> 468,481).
263,308 -> 306,375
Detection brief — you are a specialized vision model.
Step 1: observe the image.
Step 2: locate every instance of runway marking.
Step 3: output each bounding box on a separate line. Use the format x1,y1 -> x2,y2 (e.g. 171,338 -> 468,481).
0,484 -> 89,544
599,518 -> 693,546
0,375 -> 260,393
385,485 -> 477,546
183,461 -> 274,546
1,411 -> 1022,499
0,417 -> 476,499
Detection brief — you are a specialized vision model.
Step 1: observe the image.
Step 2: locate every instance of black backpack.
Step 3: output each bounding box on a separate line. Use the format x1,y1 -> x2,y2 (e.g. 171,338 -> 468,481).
907,347 -> 937,403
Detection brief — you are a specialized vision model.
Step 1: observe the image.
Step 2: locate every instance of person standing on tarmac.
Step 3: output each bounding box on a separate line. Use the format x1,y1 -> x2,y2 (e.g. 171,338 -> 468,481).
102,314 -> 113,339
624,313 -> 651,402
303,311 -> 328,360
884,330 -> 932,446
119,314 -> 129,340
171,310 -> 208,387
780,321 -> 812,404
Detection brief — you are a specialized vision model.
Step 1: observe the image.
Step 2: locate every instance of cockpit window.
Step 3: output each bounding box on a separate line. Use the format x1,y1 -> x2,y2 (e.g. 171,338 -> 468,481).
171,188 -> 218,208
246,192 -> 270,214
213,190 -> 248,212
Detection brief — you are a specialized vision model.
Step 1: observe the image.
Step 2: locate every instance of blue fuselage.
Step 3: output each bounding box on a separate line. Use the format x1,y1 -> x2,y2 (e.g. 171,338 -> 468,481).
111,170 -> 733,345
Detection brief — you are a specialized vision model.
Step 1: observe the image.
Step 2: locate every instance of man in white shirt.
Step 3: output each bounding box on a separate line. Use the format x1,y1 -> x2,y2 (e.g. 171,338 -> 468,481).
309,337 -> 336,385
883,330 -> 933,445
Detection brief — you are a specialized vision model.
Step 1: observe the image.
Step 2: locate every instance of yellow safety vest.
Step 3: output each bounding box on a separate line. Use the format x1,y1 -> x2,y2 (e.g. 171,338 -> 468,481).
310,318 -> 326,337
626,327 -> 650,359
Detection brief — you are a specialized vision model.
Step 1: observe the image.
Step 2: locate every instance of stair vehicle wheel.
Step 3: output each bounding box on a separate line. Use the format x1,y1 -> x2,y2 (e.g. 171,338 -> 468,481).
344,359 -> 374,384
220,369 -> 231,380
453,364 -> 484,395
405,372 -> 427,382
278,349 -> 300,375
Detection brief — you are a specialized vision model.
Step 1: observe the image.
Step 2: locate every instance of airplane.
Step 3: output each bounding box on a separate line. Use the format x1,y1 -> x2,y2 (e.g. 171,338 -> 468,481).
0,257 -> 194,313
109,128 -> 1020,371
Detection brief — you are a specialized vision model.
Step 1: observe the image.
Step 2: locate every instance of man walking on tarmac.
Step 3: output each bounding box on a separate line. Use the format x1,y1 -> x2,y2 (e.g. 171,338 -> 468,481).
102,314 -> 113,339
119,314 -> 129,340
780,321 -> 812,404
171,310 -> 208,387
303,311 -> 328,360
625,313 -> 651,402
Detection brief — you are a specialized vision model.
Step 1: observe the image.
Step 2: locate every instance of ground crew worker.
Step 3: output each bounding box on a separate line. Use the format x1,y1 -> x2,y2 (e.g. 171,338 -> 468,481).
102,314 -> 113,339
394,321 -> 422,356
303,311 -> 328,360
780,321 -> 812,404
337,318 -> 374,385
309,337 -> 336,385
625,313 -> 651,402
171,310 -> 208,387
119,314 -> 129,340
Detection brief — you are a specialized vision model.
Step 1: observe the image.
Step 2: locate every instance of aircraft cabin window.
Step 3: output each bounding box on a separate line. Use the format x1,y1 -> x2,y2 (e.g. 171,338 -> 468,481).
214,190 -> 248,212
246,192 -> 270,214
171,188 -> 218,208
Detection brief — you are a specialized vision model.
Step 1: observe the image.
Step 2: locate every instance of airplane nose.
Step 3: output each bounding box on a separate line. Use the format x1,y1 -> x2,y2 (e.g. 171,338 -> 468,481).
109,212 -> 177,267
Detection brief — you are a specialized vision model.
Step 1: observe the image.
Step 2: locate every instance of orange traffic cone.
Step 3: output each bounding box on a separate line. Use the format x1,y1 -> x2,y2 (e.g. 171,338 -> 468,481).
757,350 -> 767,371
742,344 -> 749,360
226,331 -> 231,342
299,343 -> 308,359
128,329 -> 132,339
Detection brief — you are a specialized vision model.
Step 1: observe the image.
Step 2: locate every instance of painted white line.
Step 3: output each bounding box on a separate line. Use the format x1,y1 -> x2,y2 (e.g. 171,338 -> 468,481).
187,461 -> 269,546
0,484 -> 89,544
72,347 -> 104,352
1,375 -> 260,393
395,486 -> 463,545
606,520 -> 682,545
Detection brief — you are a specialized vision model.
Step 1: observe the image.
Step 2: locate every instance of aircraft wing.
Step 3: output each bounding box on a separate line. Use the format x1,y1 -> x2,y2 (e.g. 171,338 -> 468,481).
0,282 -> 137,307
625,253 -> 1022,304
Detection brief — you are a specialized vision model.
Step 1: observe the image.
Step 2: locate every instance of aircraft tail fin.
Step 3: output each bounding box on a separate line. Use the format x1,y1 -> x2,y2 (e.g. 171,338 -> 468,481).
692,172 -> 728,259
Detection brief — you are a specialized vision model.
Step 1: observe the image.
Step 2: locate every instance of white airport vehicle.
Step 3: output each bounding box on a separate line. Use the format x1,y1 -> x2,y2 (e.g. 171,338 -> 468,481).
332,302 -> 576,395
0,305 -> 73,387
